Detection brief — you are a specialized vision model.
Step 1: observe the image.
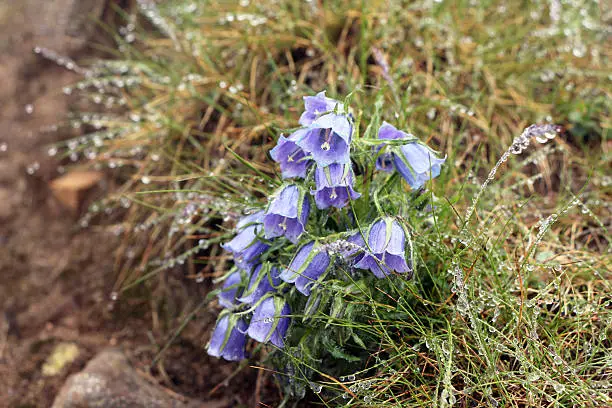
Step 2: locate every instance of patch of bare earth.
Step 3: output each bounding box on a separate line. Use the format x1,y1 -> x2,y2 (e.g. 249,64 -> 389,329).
0,2 -> 264,407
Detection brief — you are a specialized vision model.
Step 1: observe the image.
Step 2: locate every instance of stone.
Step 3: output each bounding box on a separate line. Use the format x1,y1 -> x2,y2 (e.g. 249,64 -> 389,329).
42,343 -> 81,377
50,171 -> 103,212
52,349 -> 211,408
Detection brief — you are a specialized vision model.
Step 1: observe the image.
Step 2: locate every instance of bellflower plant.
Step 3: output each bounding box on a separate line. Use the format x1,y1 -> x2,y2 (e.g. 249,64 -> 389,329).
208,91 -> 446,399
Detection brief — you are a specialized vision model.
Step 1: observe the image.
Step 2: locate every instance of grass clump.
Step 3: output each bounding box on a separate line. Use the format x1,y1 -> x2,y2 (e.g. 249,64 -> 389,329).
41,0 -> 610,406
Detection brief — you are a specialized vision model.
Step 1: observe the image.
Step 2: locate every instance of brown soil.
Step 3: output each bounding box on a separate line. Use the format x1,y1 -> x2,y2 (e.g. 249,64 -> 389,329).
0,2 -> 270,407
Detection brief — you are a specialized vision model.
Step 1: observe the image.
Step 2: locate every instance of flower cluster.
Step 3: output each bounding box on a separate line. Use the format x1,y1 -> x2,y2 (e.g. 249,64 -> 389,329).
207,91 -> 445,361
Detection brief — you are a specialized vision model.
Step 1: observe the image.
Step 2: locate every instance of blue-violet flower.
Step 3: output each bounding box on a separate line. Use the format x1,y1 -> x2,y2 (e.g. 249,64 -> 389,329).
270,128 -> 312,179
263,184 -> 309,244
312,163 -> 361,209
299,91 -> 343,126
296,113 -> 352,167
280,241 -> 330,296
222,211 -> 269,269
238,264 -> 281,305
375,121 -> 410,173
207,314 -> 248,361
247,297 -> 291,348
354,218 -> 412,279
217,270 -> 245,308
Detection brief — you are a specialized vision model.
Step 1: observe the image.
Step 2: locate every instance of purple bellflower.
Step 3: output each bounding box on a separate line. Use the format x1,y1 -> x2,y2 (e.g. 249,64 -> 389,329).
222,211 -> 269,269
270,128 -> 312,179
247,297 -> 291,348
279,241 -> 330,296
312,163 -> 361,209
299,91 -> 344,126
207,314 -> 248,361
263,184 -> 309,244
393,142 -> 445,189
217,270 -> 245,308
296,113 -> 352,167
354,217 -> 412,279
238,264 -> 281,305
375,122 -> 445,189
375,122 -> 410,173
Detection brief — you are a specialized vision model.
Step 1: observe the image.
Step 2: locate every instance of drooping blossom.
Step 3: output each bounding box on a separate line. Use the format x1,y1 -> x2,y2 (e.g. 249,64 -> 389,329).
263,184 -> 310,244
354,218 -> 412,279
217,270 -> 245,308
238,264 -> 281,305
280,241 -> 330,296
375,122 -> 445,189
312,163 -> 361,209
207,314 -> 248,361
394,143 -> 445,189
222,211 -> 269,269
296,113 -> 352,167
270,128 -> 312,179
299,91 -> 344,126
247,297 -> 291,348
375,121 -> 410,173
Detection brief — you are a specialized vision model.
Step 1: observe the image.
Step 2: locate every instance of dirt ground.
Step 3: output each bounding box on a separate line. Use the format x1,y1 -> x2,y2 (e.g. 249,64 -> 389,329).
0,2 -> 267,407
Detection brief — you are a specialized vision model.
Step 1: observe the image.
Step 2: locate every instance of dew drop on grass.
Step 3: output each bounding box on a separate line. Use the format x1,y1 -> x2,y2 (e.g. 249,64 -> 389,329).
309,382 -> 322,394
553,383 -> 565,393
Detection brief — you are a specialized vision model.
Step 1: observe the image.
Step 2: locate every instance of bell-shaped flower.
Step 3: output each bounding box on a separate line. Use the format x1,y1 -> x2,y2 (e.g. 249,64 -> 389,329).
337,232 -> 366,261
354,218 -> 412,279
270,129 -> 312,179
299,91 -> 344,126
207,314 -> 248,361
263,184 -> 310,244
393,143 -> 445,189
280,241 -> 330,296
222,211 -> 269,269
375,122 -> 410,173
296,113 -> 352,167
217,269 -> 246,308
312,163 -> 361,209
238,264 -> 281,305
247,296 -> 291,348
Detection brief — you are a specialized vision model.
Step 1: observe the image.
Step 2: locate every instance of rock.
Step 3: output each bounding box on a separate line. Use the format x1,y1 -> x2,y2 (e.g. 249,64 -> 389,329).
0,187 -> 14,219
52,349 -> 209,408
42,342 -> 80,376
50,171 -> 103,212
